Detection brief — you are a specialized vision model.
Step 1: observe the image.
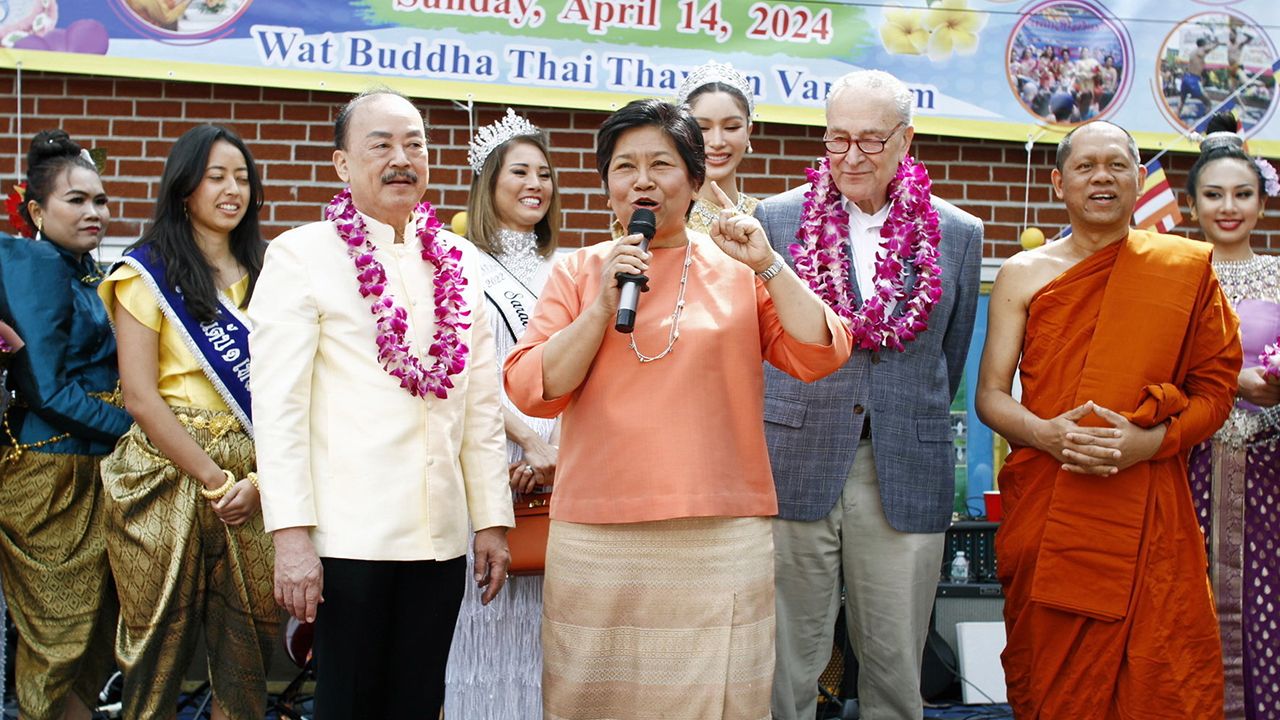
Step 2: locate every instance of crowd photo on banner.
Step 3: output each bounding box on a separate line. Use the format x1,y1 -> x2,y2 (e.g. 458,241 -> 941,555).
1,5 -> 1279,720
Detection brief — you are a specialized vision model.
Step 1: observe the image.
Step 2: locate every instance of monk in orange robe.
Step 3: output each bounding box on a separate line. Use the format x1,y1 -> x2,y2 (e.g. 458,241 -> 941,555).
977,121 -> 1239,718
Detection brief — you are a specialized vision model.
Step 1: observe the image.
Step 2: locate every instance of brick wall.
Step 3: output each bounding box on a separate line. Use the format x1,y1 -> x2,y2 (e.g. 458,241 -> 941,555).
2,69 -> 1277,257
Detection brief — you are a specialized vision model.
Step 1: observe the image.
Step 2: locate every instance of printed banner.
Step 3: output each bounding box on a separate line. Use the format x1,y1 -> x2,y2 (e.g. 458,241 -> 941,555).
1,0 -> 1277,153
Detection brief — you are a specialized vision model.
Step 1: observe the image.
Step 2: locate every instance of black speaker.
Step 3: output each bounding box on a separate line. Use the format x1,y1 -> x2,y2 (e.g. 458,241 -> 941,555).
920,624 -> 958,700
934,583 -> 1005,661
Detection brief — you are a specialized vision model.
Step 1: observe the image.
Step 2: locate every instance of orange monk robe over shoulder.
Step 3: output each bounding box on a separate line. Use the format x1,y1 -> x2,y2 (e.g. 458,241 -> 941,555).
503,234 -> 852,525
996,230 -> 1241,719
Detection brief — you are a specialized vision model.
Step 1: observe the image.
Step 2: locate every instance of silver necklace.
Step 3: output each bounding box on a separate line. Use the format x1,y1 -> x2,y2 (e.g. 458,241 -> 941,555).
628,239 -> 694,363
1213,254 -> 1280,305
493,228 -> 541,286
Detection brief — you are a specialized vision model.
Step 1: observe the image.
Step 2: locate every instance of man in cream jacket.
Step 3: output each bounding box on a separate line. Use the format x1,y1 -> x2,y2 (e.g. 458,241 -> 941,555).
248,88 -> 513,717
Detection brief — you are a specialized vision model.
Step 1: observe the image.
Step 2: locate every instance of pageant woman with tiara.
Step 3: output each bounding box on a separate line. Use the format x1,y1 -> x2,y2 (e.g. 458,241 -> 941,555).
444,108 -> 563,719
676,61 -> 760,234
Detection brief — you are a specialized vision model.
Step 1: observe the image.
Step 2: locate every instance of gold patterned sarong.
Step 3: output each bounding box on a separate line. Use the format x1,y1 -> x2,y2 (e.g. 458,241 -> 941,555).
100,407 -> 280,720
0,449 -> 117,720
542,516 -> 774,720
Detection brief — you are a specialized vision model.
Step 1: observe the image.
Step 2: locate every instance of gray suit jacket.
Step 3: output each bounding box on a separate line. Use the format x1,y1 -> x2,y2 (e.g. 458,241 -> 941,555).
757,186 -> 983,532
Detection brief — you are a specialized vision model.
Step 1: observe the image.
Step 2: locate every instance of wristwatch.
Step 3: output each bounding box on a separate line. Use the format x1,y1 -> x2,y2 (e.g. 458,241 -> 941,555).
756,252 -> 785,282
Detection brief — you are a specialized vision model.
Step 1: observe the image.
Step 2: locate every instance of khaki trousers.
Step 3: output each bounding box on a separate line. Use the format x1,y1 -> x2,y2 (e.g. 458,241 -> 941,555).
771,439 -> 946,720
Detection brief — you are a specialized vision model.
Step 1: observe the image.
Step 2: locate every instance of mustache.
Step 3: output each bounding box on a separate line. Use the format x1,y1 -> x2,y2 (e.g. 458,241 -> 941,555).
381,170 -> 419,184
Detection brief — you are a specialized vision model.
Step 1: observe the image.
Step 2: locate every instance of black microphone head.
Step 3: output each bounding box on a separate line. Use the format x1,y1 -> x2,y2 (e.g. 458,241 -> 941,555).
627,208 -> 657,241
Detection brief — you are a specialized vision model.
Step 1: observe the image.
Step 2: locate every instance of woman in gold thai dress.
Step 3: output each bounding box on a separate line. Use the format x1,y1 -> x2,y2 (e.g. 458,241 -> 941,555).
98,125 -> 278,720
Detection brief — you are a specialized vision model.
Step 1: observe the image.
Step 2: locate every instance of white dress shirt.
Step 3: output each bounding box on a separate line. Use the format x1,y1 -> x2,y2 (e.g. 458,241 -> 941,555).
842,198 -> 891,302
248,212 -> 513,562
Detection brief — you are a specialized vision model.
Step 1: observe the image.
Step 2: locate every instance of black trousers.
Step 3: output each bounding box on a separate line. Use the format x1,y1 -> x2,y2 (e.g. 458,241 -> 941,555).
312,556 -> 466,719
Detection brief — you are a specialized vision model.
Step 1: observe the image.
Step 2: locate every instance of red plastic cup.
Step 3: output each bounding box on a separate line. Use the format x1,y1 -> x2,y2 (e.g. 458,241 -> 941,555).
984,491 -> 1003,522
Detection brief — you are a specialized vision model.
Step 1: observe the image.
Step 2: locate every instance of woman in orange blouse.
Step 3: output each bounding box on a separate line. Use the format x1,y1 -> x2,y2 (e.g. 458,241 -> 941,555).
503,99 -> 852,720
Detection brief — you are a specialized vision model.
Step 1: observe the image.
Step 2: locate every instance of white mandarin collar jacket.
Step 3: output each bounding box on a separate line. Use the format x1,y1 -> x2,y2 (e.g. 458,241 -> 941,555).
248,210 -> 513,561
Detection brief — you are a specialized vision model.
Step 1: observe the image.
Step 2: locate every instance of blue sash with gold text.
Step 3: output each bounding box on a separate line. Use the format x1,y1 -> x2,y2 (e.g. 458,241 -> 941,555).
118,245 -> 254,437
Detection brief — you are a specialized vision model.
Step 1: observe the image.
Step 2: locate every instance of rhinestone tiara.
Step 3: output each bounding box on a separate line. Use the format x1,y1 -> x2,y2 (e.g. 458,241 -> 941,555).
1199,131 -> 1244,151
675,61 -> 755,116
467,108 -> 540,173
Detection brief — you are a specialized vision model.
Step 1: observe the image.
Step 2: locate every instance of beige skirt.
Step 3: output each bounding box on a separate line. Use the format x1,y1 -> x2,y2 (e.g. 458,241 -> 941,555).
542,516 -> 774,720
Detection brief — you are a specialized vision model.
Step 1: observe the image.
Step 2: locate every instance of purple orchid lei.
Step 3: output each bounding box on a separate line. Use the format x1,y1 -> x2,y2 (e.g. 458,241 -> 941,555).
325,188 -> 470,399
1262,338 -> 1280,380
790,155 -> 943,351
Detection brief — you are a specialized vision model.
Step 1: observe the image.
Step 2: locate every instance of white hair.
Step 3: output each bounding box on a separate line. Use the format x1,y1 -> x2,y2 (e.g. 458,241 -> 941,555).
827,70 -> 914,126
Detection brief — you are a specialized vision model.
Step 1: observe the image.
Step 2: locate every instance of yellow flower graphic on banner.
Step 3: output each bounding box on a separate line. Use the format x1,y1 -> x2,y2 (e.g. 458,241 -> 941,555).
880,6 -> 930,56
923,0 -> 988,61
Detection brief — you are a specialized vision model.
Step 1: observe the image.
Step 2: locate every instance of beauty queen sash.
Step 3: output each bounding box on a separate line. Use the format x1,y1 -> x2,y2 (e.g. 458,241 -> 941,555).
117,245 -> 254,438
478,253 -> 539,343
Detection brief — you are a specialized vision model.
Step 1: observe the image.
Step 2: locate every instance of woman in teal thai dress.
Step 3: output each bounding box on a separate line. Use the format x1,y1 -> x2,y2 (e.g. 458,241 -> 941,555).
0,129 -> 128,720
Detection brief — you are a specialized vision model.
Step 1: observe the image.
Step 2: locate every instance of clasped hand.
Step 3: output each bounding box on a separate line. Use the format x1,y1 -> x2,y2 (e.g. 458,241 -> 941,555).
210,480 -> 259,526
509,437 -> 556,493
1037,400 -> 1166,476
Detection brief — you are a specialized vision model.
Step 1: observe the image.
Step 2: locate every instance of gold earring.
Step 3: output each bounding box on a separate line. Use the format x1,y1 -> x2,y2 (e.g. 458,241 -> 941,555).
1188,208 -> 1197,222
1260,208 -> 1267,218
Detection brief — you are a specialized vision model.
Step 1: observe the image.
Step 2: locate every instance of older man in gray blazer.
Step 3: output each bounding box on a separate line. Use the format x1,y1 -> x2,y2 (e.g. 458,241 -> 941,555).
759,70 -> 983,720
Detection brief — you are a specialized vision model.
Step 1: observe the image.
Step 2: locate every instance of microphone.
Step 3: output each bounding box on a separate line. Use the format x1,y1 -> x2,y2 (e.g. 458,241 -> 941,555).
614,208 -> 657,333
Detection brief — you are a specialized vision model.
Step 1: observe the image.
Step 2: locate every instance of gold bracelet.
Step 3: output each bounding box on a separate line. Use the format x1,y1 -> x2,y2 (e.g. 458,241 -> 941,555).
245,472 -> 259,490
200,469 -> 237,501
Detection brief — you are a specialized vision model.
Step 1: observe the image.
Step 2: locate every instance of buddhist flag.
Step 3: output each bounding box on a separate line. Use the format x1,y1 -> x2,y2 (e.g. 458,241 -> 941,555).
1133,159 -> 1182,233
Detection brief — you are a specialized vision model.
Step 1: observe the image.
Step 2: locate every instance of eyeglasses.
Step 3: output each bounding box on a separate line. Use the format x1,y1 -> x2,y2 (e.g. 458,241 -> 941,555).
822,122 -> 907,155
